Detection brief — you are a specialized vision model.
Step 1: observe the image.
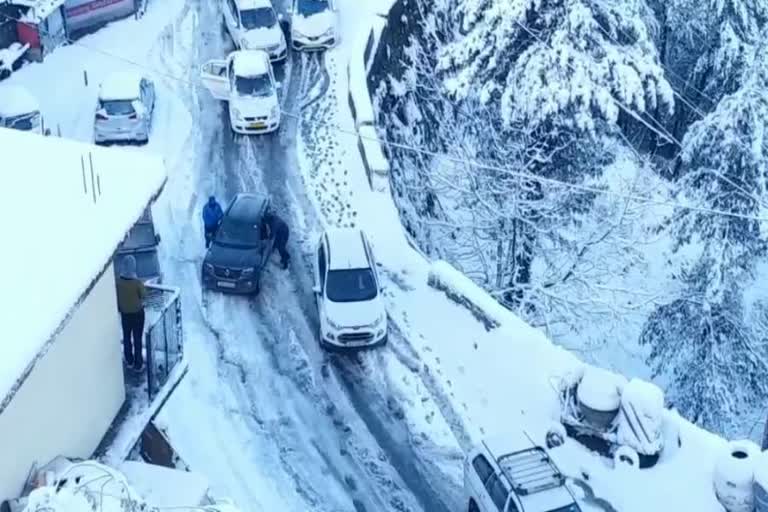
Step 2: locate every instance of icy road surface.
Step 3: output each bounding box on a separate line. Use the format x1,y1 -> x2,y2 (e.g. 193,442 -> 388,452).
155,0 -> 458,510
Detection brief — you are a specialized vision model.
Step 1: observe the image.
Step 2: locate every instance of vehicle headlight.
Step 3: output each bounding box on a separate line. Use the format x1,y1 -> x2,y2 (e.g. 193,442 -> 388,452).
270,105 -> 279,118
320,26 -> 334,38
369,312 -> 386,327
232,108 -> 241,119
204,263 -> 214,272
239,38 -> 250,49
326,317 -> 342,330
241,267 -> 254,277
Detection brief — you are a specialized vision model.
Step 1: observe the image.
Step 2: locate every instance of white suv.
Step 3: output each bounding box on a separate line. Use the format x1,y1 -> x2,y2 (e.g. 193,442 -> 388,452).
312,228 -> 388,349
200,50 -> 281,135
223,0 -> 288,62
465,439 -> 581,512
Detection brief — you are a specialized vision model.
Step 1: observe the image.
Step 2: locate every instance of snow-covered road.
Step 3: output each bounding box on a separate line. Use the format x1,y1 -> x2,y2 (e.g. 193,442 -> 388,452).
154,1 -> 459,510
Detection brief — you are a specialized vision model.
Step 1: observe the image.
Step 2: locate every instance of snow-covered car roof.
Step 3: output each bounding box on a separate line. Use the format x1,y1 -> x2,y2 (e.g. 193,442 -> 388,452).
325,227 -> 370,270
0,127 -> 166,409
232,50 -> 270,77
0,84 -> 40,117
98,71 -> 145,101
236,0 -> 273,10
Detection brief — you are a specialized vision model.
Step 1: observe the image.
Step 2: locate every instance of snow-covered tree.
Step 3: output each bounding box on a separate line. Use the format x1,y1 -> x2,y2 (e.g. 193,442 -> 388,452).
436,0 -> 674,133
691,0 -> 768,102
640,62 -> 768,435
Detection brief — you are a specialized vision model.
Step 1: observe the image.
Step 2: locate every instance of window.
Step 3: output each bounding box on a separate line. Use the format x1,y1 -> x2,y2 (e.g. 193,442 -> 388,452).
240,7 -> 276,29
100,100 -> 135,116
214,218 -> 261,248
472,455 -> 494,484
296,0 -> 329,16
318,244 -> 327,287
485,474 -> 509,511
235,74 -> 272,97
325,268 -> 378,302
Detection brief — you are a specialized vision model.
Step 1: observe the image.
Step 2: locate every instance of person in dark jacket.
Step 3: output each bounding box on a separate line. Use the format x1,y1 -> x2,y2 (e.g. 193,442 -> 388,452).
116,255 -> 146,371
262,211 -> 291,269
202,196 -> 224,248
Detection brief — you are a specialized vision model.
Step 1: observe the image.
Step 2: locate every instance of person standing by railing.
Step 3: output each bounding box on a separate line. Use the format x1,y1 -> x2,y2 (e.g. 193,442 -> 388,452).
116,255 -> 146,371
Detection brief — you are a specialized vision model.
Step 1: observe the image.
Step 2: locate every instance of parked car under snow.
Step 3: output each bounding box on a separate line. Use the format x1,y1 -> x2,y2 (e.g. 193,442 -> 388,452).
547,366 -> 666,469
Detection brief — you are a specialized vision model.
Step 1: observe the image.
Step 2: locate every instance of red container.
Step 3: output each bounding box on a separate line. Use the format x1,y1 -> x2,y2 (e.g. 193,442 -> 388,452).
16,20 -> 41,49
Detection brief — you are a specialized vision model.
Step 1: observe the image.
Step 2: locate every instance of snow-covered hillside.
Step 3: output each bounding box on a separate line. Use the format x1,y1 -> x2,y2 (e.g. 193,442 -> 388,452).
2,0 -> 766,511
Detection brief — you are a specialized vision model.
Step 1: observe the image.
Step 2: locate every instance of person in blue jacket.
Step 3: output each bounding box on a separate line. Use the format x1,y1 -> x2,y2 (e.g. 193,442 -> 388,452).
202,195 -> 224,248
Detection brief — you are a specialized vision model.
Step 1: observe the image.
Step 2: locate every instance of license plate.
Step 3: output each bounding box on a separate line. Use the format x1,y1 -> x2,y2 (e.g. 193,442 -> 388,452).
217,281 -> 236,288
250,122 -> 265,129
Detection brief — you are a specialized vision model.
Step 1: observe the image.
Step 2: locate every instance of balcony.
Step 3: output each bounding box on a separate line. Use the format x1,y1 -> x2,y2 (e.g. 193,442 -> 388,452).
95,283 -> 188,464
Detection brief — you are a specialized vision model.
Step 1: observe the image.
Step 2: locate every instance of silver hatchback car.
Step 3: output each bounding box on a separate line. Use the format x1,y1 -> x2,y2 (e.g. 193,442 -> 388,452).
94,71 -> 155,145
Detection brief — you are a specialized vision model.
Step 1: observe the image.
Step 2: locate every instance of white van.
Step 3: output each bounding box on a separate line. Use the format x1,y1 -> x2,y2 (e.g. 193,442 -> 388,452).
465,439 -> 581,512
0,84 -> 49,135
200,50 -> 281,135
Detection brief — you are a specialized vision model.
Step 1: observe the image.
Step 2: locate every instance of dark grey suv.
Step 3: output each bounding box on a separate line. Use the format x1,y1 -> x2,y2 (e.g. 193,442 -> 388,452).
201,193 -> 275,294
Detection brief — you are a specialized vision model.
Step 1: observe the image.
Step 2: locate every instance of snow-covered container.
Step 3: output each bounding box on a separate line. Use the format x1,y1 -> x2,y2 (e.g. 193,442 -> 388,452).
576,367 -> 627,430
714,440 -> 760,512
617,378 -> 665,456
754,449 -> 768,512
0,84 -> 46,134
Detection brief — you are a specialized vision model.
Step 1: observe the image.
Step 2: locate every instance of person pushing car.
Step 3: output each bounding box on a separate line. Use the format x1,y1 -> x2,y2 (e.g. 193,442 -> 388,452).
261,210 -> 291,269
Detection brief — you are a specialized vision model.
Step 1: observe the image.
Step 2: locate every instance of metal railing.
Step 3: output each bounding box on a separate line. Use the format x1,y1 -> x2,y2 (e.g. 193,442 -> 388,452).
144,283 -> 183,401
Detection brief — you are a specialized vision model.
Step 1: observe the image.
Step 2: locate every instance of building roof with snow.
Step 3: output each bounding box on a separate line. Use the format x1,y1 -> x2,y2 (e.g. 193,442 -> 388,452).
0,127 -> 166,409
98,71 -> 144,101
232,50 -> 270,77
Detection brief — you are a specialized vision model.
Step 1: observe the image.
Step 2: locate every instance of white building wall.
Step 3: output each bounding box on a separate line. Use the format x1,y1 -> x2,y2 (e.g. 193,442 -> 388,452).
0,264 -> 125,501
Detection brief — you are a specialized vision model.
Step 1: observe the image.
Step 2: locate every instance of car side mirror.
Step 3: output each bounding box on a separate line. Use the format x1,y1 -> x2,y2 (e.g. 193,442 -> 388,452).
43,128 -> 51,136
278,13 -> 284,21
276,81 -> 283,89
155,233 -> 161,244
312,285 -> 321,294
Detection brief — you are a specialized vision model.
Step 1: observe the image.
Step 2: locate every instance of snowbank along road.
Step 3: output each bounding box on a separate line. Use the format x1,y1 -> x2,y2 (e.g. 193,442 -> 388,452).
157,0 -> 461,510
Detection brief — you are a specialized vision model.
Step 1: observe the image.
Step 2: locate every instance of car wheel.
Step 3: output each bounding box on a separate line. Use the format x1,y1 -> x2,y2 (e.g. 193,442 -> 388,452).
468,499 -> 479,512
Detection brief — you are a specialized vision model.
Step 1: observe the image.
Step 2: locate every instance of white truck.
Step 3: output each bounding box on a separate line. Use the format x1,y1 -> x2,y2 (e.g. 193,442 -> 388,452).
0,84 -> 49,135
200,49 -> 281,135
465,439 -> 581,512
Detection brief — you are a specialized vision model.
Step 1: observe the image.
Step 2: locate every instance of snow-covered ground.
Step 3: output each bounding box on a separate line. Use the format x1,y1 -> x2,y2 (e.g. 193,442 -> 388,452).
1,0 -> 754,511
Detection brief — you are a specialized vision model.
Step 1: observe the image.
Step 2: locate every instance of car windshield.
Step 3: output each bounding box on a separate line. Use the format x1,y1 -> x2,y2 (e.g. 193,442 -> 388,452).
100,100 -> 135,116
235,74 -> 273,96
240,7 -> 276,29
215,218 -> 261,248
3,111 -> 38,130
325,268 -> 378,302
296,0 -> 329,16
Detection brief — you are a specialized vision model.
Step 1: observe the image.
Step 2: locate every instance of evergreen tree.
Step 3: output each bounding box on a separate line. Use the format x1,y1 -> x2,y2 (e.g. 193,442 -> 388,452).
640,60 -> 768,434
437,0 -> 674,132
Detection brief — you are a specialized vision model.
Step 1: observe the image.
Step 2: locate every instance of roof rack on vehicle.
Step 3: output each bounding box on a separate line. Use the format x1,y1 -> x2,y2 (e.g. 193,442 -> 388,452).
496,446 -> 565,496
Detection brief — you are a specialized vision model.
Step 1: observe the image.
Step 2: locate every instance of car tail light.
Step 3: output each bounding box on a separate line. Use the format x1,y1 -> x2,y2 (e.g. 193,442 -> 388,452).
129,113 -> 137,119
95,113 -> 108,120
